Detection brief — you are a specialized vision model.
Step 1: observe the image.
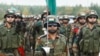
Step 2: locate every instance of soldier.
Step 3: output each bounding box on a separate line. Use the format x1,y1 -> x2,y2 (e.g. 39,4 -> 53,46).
35,16 -> 44,38
78,10 -> 100,56
0,9 -> 22,56
60,15 -> 78,56
58,16 -> 63,25
35,15 -> 67,56
15,12 -> 26,56
72,16 -> 77,25
72,12 -> 86,56
67,16 -> 77,56
25,15 -> 36,55
59,15 -> 71,38
15,12 -> 26,34
35,10 -> 50,38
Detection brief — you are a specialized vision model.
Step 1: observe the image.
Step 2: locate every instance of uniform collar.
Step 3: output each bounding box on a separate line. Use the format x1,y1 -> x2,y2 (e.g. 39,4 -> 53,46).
86,24 -> 96,30
48,34 -> 60,39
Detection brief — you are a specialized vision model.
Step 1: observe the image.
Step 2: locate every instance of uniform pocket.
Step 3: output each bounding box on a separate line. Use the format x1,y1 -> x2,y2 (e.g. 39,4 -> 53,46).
0,31 -> 6,36
83,40 -> 89,52
93,40 -> 99,52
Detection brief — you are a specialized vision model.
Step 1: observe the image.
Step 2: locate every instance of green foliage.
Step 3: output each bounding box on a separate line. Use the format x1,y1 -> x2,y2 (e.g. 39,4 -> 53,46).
0,4 -> 100,20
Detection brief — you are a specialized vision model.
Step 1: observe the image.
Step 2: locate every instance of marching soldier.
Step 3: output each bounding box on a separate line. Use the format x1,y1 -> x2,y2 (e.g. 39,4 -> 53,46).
35,15 -> 67,56
35,16 -> 44,38
15,12 -> 26,34
58,16 -> 63,25
25,15 -> 36,56
0,9 -> 22,56
15,12 -> 26,56
78,10 -> 100,56
72,12 -> 86,56
59,15 -> 71,38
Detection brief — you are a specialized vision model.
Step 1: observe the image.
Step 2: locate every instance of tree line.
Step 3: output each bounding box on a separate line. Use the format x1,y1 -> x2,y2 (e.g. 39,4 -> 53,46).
0,3 -> 100,20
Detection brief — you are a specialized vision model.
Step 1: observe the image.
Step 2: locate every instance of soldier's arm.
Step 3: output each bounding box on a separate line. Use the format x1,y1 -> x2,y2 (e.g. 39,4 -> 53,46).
60,35 -> 68,55
35,37 -> 43,51
34,37 -> 44,56
77,28 -> 83,43
66,24 -> 72,38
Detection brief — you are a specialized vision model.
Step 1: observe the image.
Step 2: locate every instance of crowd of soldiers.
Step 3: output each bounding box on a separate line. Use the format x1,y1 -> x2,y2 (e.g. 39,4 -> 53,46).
0,8 -> 100,56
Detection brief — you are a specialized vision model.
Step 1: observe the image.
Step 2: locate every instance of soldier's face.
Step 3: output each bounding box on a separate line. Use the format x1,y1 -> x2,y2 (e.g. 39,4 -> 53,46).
88,16 -> 97,24
15,17 -> 21,22
73,19 -> 77,23
79,18 -> 86,25
48,23 -> 58,34
59,20 -> 63,24
63,20 -> 69,24
6,15 -> 15,23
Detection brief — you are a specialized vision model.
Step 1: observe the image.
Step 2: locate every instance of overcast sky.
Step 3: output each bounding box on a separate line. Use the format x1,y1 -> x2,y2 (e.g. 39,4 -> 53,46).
0,0 -> 100,6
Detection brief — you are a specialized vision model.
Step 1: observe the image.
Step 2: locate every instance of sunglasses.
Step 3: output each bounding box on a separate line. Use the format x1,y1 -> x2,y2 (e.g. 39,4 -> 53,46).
63,22 -> 68,24
88,16 -> 97,19
48,24 -> 57,27
6,16 -> 15,18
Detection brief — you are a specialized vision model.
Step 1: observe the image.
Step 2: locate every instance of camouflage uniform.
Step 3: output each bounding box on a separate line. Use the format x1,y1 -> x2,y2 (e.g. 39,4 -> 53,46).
0,24 -> 22,56
59,15 -> 71,39
59,24 -> 71,38
25,16 -> 36,54
79,10 -> 100,56
79,25 -> 100,56
59,15 -> 73,56
0,9 -> 23,56
35,15 -> 67,56
35,34 -> 67,56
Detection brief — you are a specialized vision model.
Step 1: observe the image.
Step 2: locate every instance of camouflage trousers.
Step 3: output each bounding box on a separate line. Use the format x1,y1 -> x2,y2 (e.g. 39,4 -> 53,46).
81,52 -> 99,56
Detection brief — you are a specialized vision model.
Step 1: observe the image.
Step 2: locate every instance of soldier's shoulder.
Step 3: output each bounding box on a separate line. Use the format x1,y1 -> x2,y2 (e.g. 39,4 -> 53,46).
95,24 -> 100,27
79,25 -> 87,32
81,24 -> 87,28
59,34 -> 66,43
59,34 -> 66,39
37,34 -> 47,39
95,24 -> 100,30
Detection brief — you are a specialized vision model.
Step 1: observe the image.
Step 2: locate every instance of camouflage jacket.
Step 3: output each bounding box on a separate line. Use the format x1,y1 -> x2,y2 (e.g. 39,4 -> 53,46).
59,24 -> 71,38
35,34 -> 67,56
0,24 -> 22,49
79,24 -> 100,52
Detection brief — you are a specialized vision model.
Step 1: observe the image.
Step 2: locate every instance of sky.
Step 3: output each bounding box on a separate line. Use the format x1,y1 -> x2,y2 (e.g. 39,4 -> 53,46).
0,0 -> 100,6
